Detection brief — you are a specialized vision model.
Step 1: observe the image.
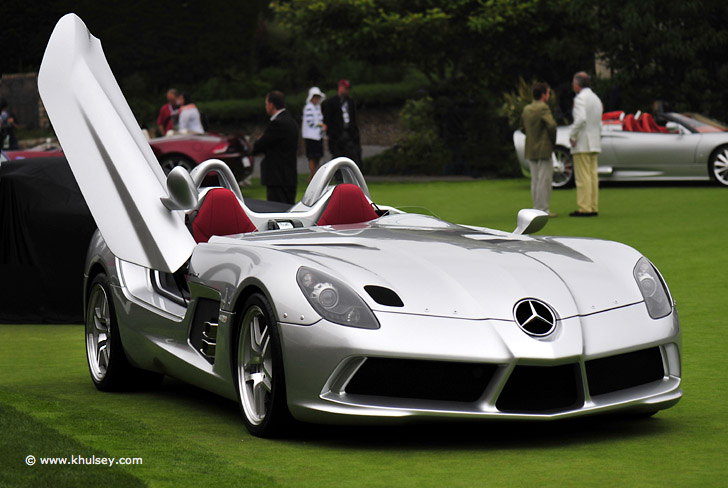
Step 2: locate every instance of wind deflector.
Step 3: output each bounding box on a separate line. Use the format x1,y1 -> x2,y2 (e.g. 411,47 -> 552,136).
38,14 -> 195,273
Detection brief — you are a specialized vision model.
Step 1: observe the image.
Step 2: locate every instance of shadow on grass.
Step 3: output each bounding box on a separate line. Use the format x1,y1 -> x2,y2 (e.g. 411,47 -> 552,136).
290,414 -> 675,451
562,180 -> 718,190
147,377 -> 678,451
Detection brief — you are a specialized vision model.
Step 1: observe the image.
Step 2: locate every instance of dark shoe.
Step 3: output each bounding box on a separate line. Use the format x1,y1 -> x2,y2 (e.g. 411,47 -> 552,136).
588,212 -> 598,217
569,211 -> 591,217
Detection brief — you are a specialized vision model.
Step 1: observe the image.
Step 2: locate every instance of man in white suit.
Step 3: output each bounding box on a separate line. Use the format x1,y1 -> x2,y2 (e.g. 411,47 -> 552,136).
569,72 -> 603,217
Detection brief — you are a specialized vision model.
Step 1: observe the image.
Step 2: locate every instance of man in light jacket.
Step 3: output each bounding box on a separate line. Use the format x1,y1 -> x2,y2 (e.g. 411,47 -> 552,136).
568,71 -> 603,217
521,82 -> 557,216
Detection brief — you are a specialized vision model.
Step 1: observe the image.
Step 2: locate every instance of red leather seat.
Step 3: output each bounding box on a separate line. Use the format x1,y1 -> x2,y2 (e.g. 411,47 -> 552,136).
640,113 -> 667,133
318,184 -> 379,226
623,114 -> 639,132
602,110 -> 624,121
191,188 -> 257,243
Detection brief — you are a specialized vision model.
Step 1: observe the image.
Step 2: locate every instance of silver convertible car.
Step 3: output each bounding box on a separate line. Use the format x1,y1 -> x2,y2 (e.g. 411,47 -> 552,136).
39,15 -> 682,437
514,110 -> 728,188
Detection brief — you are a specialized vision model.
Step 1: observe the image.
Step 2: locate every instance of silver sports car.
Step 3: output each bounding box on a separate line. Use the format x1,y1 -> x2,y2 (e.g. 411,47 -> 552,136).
39,15 -> 682,437
514,111 -> 728,188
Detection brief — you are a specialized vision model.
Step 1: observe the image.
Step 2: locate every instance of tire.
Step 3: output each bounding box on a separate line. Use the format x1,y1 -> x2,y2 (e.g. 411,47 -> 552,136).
85,274 -> 163,391
552,146 -> 574,188
159,155 -> 195,175
709,145 -> 728,187
234,293 -> 292,437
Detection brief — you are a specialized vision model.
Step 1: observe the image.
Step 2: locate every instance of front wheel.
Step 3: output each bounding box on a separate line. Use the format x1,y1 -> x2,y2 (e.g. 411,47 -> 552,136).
709,145 -> 728,187
85,274 -> 163,391
552,146 -> 574,188
234,293 -> 292,437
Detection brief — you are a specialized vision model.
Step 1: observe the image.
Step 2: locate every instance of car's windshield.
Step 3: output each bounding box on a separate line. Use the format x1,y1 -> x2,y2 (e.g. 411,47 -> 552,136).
683,113 -> 728,132
666,112 -> 727,133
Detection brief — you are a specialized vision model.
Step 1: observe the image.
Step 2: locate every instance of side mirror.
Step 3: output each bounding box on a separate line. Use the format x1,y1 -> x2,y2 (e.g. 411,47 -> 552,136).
161,166 -> 198,210
513,209 -> 548,235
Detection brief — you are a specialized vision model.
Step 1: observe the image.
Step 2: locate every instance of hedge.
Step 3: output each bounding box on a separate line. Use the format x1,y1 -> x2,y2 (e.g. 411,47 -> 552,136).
198,74 -> 429,125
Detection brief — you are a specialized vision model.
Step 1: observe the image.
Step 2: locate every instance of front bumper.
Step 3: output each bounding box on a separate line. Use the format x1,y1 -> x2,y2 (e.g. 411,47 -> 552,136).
279,302 -> 681,423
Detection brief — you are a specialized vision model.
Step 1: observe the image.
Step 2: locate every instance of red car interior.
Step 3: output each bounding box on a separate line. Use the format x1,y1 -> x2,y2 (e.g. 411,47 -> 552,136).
317,184 -> 379,226
191,188 -> 257,243
622,114 -> 639,132
602,110 -> 624,121
640,113 -> 669,133
612,112 -> 669,134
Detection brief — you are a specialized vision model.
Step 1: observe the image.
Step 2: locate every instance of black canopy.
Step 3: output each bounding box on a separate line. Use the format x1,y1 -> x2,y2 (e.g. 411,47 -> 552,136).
0,157 -> 289,323
0,157 -> 95,323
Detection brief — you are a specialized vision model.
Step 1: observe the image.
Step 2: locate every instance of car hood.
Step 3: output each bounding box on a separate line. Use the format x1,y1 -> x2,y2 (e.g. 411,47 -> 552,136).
214,214 -> 645,321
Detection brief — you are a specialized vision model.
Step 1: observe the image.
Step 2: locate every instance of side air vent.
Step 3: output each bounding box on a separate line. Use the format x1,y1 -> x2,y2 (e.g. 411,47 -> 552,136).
364,286 -> 404,307
189,298 -> 220,364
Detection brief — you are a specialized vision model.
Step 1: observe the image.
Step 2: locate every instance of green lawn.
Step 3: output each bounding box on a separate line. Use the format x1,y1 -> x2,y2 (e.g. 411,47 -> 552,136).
2,178 -> 727,487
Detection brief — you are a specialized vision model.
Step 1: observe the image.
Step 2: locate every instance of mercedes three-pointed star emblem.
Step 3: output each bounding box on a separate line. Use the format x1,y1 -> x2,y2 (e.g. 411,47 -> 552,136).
513,299 -> 557,337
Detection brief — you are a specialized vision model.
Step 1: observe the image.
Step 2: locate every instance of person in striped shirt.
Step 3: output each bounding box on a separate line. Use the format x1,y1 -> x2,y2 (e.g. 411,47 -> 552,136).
302,86 -> 327,180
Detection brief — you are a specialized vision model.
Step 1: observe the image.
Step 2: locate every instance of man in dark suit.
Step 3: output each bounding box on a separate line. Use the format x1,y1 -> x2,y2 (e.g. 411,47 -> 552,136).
323,79 -> 361,168
252,91 -> 299,204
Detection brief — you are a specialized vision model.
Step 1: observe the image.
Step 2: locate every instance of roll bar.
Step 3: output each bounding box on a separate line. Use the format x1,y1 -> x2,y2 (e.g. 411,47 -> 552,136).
189,159 -> 245,201
301,157 -> 370,207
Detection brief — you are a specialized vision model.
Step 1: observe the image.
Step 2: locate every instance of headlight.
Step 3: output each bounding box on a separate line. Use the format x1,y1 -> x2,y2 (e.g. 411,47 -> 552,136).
633,257 -> 672,319
296,267 -> 380,329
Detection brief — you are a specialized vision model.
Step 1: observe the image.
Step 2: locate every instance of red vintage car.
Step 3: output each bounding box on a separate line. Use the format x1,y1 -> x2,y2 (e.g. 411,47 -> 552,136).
149,133 -> 252,177
4,144 -> 64,159
6,133 -> 252,180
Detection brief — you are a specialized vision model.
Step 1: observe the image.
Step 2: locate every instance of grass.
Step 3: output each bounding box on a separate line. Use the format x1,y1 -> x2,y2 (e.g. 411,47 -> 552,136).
1,178 -> 727,487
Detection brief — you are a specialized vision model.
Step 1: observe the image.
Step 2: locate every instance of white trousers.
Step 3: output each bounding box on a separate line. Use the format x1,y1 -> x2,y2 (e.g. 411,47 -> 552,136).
528,158 -> 553,212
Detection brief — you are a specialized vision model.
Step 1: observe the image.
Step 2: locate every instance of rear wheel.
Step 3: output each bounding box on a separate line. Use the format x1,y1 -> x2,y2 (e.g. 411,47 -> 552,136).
159,155 -> 195,175
234,293 -> 291,437
709,145 -> 728,187
85,274 -> 162,391
552,146 -> 574,188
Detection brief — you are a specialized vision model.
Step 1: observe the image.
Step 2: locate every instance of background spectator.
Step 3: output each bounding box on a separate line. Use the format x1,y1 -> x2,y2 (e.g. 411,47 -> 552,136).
521,82 -> 557,216
252,91 -> 299,204
1,100 -> 19,150
302,86 -> 327,180
177,93 -> 204,135
323,79 -> 361,168
569,71 -> 603,217
157,88 -> 179,136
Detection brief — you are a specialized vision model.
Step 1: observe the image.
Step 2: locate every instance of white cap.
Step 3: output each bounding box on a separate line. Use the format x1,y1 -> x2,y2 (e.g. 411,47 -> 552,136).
306,86 -> 325,103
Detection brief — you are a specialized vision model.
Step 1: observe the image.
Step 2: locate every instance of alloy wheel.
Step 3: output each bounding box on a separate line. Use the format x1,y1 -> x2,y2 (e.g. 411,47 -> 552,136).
86,284 -> 111,382
160,157 -> 194,175
712,148 -> 728,186
552,149 -> 574,188
238,305 -> 274,426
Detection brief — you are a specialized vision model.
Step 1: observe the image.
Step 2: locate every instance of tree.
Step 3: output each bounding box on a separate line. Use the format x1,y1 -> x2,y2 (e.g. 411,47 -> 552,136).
273,0 -> 589,91
273,0 -> 592,175
0,0 -> 266,87
573,0 -> 728,117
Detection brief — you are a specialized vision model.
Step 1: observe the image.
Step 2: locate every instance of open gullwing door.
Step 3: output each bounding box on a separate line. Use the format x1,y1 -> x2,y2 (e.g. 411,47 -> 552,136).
38,13 -> 196,273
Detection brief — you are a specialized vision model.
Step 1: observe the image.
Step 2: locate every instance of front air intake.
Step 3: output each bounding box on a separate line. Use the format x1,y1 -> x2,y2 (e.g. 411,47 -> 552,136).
346,358 -> 496,402
585,347 -> 665,396
496,363 -> 583,413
